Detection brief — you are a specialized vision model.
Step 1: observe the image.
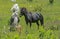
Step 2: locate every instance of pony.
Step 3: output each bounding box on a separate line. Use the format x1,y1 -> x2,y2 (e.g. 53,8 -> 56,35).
9,12 -> 20,31
20,7 -> 44,29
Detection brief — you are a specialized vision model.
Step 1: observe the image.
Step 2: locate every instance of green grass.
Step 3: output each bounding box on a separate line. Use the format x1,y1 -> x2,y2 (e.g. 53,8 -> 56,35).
0,0 -> 60,39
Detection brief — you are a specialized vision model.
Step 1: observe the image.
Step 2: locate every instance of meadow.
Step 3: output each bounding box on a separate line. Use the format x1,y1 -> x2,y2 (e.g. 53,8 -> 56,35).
0,0 -> 60,39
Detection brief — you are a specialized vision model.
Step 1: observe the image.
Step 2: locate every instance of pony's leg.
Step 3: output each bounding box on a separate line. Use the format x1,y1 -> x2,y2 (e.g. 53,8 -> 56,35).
25,19 -> 28,26
30,22 -> 32,28
26,22 -> 29,35
36,22 -> 39,29
9,26 -> 12,32
26,22 -> 28,26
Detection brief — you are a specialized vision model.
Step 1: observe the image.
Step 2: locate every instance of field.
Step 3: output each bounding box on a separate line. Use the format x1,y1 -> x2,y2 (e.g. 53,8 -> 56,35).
0,0 -> 60,39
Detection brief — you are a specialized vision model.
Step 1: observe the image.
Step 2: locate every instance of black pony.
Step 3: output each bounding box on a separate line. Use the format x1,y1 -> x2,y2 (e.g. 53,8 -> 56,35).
20,7 -> 44,29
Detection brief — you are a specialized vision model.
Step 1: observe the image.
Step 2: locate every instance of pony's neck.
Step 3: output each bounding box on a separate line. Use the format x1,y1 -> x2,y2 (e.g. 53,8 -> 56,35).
24,11 -> 28,19
24,11 -> 28,16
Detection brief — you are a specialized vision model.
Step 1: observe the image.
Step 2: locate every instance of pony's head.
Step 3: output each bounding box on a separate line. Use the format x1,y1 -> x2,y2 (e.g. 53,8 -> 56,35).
20,7 -> 27,17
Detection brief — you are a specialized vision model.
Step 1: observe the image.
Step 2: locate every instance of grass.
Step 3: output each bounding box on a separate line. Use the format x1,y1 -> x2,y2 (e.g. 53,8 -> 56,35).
0,0 -> 60,39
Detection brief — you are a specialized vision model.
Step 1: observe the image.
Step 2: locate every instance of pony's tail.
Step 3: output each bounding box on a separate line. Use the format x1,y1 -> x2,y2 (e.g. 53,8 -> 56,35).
39,13 -> 44,26
40,16 -> 44,25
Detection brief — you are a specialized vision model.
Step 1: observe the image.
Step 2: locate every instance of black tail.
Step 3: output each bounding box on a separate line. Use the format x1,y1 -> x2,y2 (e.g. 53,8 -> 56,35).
38,13 -> 44,25
40,16 -> 44,25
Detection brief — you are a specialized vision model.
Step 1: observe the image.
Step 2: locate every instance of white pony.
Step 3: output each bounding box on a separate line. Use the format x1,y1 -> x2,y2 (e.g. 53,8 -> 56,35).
10,3 -> 20,31
11,3 -> 19,14
9,12 -> 20,31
